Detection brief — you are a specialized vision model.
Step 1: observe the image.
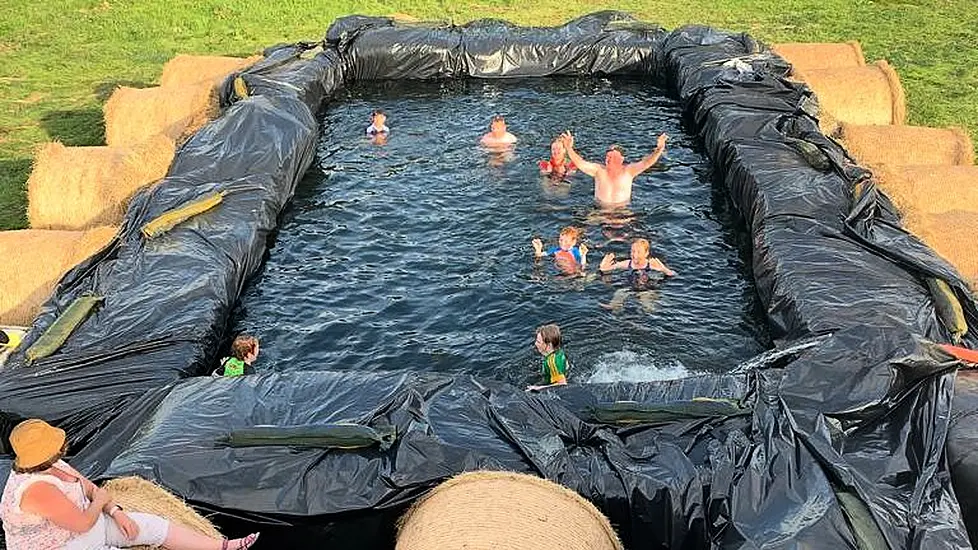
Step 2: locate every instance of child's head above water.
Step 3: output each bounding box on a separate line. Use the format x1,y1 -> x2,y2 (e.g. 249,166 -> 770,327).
550,139 -> 566,160
535,323 -> 562,355
490,115 -> 507,134
371,109 -> 387,128
558,226 -> 581,249
631,238 -> 650,261
231,334 -> 260,365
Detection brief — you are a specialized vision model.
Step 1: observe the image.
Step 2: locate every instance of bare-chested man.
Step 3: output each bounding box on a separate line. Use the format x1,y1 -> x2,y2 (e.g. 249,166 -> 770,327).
560,131 -> 668,207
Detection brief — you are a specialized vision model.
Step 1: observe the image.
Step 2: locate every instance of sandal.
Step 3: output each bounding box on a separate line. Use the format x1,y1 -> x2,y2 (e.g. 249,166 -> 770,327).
222,532 -> 260,550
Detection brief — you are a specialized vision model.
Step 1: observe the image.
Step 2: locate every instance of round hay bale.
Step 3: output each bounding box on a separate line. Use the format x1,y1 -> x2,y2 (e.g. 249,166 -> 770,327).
396,471 -> 623,550
104,83 -> 218,147
772,41 -> 866,72
160,54 -> 261,88
875,165 -> 978,218
907,210 -> 978,290
0,226 -> 116,326
841,124 -> 974,167
797,60 -> 906,126
104,476 -> 222,550
27,135 -> 175,230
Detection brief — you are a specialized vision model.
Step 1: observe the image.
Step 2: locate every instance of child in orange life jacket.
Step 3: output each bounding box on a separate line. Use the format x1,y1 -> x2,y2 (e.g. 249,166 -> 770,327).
216,335 -> 260,377
532,226 -> 588,274
527,323 -> 569,392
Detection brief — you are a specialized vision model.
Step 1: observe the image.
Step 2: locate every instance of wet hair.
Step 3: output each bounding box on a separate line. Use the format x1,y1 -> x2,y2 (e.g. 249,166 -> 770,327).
231,335 -> 259,361
0,330 -> 8,346
633,238 -> 650,255
607,144 -> 624,155
372,109 -> 386,117
536,324 -> 562,350
489,115 -> 506,129
559,226 -> 581,240
13,441 -> 68,474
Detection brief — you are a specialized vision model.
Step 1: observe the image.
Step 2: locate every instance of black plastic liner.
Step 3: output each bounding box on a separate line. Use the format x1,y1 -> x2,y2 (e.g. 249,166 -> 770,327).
3,11 -> 978,549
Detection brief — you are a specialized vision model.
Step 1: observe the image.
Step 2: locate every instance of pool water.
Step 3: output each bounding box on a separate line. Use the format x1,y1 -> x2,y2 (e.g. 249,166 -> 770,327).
231,77 -> 771,386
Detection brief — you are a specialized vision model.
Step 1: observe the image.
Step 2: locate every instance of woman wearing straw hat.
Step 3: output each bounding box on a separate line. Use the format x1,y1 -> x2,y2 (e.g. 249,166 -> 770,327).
0,419 -> 260,549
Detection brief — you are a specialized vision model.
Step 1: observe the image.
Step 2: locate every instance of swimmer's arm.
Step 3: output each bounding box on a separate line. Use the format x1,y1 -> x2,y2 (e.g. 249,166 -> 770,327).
626,133 -> 668,177
526,380 -> 568,392
532,238 -> 546,258
599,253 -> 629,272
565,146 -> 600,177
649,257 -> 676,277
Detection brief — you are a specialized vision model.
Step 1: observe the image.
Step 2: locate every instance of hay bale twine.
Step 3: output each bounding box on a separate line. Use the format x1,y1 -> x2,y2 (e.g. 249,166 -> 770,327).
27,135 -> 175,230
160,54 -> 261,88
875,165 -> 978,218
907,210 -> 978,289
104,83 -> 218,147
840,124 -> 974,167
772,41 -> 866,72
0,226 -> 116,326
396,471 -> 623,550
798,60 -> 906,126
104,476 -> 222,550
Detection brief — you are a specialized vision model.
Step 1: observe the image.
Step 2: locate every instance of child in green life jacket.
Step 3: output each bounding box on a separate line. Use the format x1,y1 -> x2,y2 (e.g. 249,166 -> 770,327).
527,324 -> 569,392
216,335 -> 260,377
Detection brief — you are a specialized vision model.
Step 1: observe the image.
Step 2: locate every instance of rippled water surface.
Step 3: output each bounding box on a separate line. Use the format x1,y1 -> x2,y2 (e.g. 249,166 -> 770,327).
232,78 -> 771,385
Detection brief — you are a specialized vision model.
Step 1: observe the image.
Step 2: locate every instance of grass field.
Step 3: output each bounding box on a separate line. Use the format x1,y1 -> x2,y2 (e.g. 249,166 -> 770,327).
1,0 -> 976,230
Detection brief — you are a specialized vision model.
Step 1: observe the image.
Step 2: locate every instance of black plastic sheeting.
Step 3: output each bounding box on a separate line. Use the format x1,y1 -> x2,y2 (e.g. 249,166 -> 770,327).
3,11 -> 978,549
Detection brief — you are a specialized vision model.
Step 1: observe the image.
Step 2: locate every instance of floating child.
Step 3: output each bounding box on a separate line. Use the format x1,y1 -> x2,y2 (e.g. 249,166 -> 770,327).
532,226 -> 589,274
215,334 -> 260,377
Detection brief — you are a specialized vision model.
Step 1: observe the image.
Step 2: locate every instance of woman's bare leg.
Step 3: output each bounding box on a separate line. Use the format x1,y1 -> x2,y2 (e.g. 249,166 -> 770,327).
163,523 -> 259,550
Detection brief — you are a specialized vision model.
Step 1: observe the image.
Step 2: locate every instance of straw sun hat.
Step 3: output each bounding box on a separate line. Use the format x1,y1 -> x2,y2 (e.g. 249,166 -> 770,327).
9,419 -> 66,470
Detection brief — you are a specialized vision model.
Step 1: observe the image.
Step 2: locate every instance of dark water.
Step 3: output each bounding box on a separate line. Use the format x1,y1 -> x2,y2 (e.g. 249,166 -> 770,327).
232,78 -> 770,386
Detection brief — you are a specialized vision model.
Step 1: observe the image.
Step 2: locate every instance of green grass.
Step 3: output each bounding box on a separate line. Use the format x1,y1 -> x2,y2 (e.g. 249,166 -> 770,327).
2,0 -> 976,230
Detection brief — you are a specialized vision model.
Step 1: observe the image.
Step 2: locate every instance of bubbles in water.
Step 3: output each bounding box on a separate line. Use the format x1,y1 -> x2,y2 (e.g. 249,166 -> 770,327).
586,349 -> 693,383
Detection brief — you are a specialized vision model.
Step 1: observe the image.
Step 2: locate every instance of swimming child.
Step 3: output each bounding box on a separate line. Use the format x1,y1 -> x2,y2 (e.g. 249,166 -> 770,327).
480,115 -> 518,148
366,109 -> 390,137
527,323 -> 569,391
215,334 -> 260,377
539,138 -> 576,178
532,226 -> 589,274
560,131 -> 668,207
599,238 -> 675,312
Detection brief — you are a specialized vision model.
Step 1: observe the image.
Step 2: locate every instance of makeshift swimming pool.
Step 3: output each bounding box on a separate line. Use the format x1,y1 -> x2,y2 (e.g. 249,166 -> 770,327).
233,78 -> 770,383
3,11 -> 978,550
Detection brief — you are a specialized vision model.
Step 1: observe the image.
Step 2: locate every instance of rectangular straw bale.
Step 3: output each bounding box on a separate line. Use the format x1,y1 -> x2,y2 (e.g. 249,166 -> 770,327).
104,83 -> 219,147
841,124 -> 974,167
875,165 -> 978,217
772,42 -> 865,72
798,60 -> 906,126
160,54 -> 261,88
0,226 -> 116,326
907,210 -> 978,290
27,135 -> 175,230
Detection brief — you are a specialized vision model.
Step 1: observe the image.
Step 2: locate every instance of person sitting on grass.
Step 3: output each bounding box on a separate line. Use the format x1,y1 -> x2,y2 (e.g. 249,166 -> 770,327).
532,227 -> 589,275
0,418 -> 260,549
215,335 -> 260,377
527,324 -> 570,392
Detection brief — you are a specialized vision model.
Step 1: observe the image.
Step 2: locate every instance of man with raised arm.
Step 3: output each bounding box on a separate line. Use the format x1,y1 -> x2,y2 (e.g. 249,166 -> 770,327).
560,131 -> 668,207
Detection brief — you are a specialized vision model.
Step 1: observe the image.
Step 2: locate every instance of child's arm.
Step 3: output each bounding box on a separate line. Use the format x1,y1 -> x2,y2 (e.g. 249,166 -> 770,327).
532,238 -> 546,258
578,243 -> 589,267
599,253 -> 630,272
560,132 -> 601,177
526,380 -> 568,392
649,256 -> 676,277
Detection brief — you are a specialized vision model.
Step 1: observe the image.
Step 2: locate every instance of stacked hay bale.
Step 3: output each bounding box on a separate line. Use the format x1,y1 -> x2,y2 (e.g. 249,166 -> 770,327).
104,476 -> 223,550
777,41 -> 978,289
0,227 -> 116,326
7,53 -> 260,328
396,471 -> 623,550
